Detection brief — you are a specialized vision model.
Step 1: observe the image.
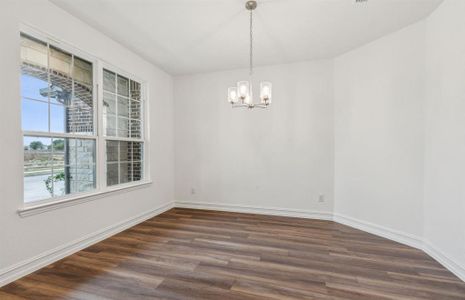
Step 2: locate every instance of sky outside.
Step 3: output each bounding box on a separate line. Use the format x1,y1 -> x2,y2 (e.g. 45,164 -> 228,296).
22,74 -> 66,147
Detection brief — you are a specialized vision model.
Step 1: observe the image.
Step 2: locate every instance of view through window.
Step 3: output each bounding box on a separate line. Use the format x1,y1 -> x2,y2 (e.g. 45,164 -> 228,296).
21,34 -> 96,203
21,32 -> 145,204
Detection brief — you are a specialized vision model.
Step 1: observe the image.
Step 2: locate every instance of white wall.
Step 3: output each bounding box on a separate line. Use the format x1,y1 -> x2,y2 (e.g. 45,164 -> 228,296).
424,0 -> 465,277
174,60 -> 334,215
333,0 -> 465,280
0,0 -> 174,282
334,22 -> 426,238
1,0 -> 464,287
174,5 -> 465,279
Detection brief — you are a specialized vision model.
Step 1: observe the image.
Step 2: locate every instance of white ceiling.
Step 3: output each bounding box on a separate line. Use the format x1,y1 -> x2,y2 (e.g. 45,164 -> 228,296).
51,0 -> 442,75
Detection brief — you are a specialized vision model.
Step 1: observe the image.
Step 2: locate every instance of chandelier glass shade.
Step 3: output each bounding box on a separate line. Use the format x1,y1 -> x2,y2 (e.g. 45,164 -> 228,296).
228,1 -> 272,109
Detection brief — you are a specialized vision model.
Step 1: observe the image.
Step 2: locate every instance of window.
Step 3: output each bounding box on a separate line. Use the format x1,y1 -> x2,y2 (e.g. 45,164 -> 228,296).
103,69 -> 144,186
21,31 -> 146,205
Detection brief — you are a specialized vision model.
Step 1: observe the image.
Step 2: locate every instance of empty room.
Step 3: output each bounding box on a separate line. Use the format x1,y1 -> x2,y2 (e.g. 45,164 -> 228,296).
1,0 -> 464,299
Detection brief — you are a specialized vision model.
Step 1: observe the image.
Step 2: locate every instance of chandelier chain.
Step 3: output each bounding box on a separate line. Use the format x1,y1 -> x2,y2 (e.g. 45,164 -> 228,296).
249,9 -> 253,76
227,1 -> 271,109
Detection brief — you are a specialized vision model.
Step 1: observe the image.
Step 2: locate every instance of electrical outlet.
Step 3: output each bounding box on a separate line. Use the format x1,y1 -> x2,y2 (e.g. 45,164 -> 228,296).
191,188 -> 196,195
318,194 -> 325,203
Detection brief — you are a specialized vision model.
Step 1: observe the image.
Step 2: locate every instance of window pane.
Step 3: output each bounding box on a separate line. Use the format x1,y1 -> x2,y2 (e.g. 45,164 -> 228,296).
73,81 -> 93,110
117,117 -> 129,138
65,138 -> 96,196
24,167 -> 53,203
24,136 -> 96,203
75,139 -> 95,193
24,136 -> 52,203
105,140 -> 143,186
130,120 -> 142,138
132,142 -> 143,161
20,34 -> 47,68
119,141 -> 130,162
130,80 -> 141,100
22,99 -> 48,132
48,78 -> 72,105
51,138 -> 67,197
130,99 -> 141,120
51,138 -> 65,168
75,139 -> 96,166
106,140 -> 119,162
73,57 -> 92,86
52,165 -> 69,197
67,102 -> 94,135
132,161 -> 142,181
120,162 -> 131,184
73,162 -> 96,193
21,74 -> 48,102
69,80 -> 94,135
103,92 -> 116,115
105,114 -> 117,136
107,163 -> 119,186
50,103 -> 66,133
103,69 -> 116,93
49,46 -> 72,76
117,75 -> 129,97
117,96 -> 129,117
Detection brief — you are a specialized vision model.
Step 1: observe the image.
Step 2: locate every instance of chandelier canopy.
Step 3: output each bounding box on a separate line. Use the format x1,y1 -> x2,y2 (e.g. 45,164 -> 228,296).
228,0 -> 272,109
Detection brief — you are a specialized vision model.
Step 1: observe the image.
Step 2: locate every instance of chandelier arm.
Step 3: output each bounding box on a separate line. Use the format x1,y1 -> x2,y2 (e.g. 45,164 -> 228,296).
254,104 -> 269,108
232,103 -> 249,108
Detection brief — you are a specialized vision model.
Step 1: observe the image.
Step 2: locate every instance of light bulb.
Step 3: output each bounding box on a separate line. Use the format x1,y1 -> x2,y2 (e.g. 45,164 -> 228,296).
244,94 -> 252,105
228,87 -> 238,103
237,81 -> 250,102
260,81 -> 272,104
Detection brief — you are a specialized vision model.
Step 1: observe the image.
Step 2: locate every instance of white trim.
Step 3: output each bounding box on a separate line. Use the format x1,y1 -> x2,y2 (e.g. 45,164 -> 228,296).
423,241 -> 465,282
1,201 -> 174,287
19,180 -> 153,217
23,131 -> 97,140
332,213 -> 424,249
175,201 -> 333,221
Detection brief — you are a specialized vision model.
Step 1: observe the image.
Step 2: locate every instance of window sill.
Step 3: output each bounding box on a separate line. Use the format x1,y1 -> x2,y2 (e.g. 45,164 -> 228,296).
18,181 -> 153,218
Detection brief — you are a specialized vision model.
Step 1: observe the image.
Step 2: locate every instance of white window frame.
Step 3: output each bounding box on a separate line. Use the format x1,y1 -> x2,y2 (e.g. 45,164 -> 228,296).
19,24 -> 151,217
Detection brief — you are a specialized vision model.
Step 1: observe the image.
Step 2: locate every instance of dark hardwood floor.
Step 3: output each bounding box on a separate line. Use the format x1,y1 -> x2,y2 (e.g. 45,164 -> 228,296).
1,208 -> 465,299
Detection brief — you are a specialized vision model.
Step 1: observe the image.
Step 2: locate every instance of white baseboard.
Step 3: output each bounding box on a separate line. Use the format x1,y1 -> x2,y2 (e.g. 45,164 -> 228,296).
423,241 -> 465,282
332,213 -> 464,282
176,201 -> 464,283
175,201 -> 333,221
332,213 -> 424,249
2,200 -> 464,287
0,201 -> 174,287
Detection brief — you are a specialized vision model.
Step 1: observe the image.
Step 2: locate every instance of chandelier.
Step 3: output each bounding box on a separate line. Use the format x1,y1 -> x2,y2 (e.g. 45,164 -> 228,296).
228,0 -> 272,109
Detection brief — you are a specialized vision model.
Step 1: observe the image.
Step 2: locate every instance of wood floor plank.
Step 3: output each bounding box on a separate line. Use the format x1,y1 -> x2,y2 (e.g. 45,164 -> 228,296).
1,208 -> 464,299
